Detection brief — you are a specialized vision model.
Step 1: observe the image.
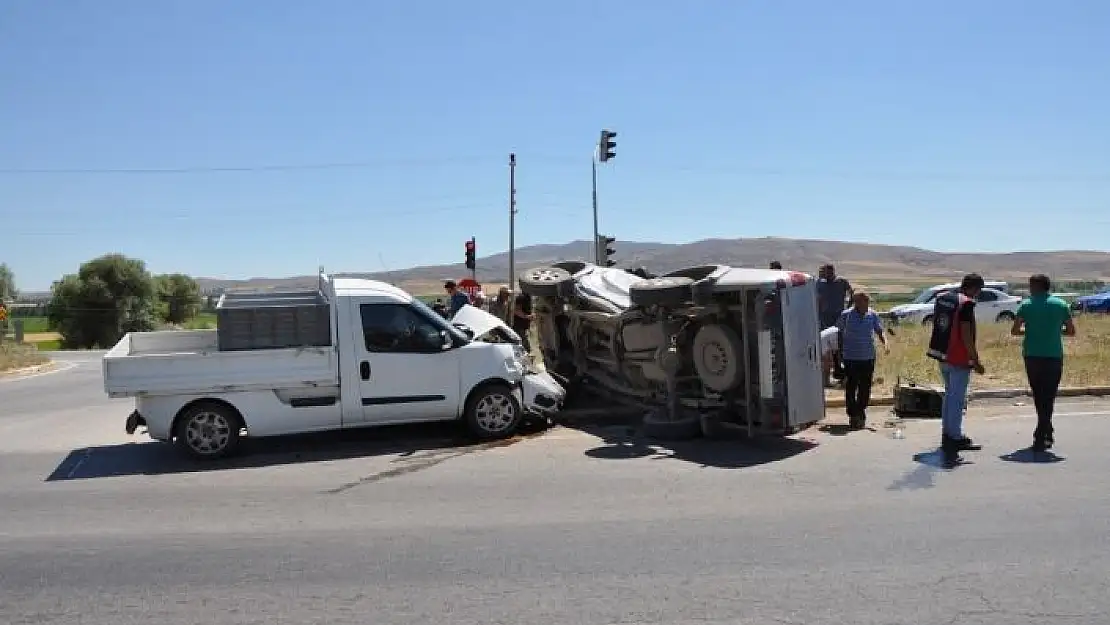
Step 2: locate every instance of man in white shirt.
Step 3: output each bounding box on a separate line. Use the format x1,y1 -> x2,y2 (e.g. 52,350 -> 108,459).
820,326 -> 840,372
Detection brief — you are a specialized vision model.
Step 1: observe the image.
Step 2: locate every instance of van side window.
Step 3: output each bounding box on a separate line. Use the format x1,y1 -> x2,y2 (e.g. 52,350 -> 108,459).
976,290 -> 998,303
359,304 -> 443,353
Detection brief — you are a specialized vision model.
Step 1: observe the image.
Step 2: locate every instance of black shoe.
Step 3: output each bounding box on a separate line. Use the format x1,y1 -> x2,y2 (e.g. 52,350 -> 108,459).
956,436 -> 981,451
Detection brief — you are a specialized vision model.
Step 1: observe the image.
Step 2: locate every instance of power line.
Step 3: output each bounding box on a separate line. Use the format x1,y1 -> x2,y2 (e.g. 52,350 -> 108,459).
0,155 -> 561,175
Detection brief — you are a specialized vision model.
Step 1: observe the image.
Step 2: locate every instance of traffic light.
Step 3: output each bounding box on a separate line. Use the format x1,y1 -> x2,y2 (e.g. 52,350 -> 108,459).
464,238 -> 476,271
595,234 -> 616,267
598,130 -> 617,163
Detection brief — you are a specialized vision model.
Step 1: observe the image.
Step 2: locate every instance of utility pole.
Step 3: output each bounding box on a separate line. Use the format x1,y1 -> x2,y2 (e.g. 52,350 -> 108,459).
508,153 -> 517,290
591,156 -> 599,263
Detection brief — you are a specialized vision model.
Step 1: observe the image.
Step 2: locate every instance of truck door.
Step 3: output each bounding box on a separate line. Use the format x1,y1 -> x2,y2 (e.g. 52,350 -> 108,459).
347,300 -> 463,425
779,279 -> 825,427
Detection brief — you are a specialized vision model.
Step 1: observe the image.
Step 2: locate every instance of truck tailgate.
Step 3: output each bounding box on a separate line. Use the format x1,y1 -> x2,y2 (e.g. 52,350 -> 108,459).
103,330 -> 339,398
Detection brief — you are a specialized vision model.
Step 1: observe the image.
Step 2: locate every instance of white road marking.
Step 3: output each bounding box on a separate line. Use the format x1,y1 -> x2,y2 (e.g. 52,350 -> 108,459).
0,360 -> 79,384
985,410 -> 1110,421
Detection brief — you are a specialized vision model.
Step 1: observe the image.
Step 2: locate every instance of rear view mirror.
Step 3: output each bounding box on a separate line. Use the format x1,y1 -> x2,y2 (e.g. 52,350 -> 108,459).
452,322 -> 475,339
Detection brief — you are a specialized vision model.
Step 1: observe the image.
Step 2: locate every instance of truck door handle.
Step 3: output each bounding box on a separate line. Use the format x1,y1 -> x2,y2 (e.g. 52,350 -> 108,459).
360,361 -> 371,380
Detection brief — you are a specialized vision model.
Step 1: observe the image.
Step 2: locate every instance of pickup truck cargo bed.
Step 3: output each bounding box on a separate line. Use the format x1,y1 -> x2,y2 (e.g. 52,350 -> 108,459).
103,329 -> 338,398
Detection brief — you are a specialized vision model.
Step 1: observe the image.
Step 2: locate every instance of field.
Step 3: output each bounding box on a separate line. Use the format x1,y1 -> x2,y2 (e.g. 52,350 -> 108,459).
828,313 -> 1110,397
0,342 -> 49,372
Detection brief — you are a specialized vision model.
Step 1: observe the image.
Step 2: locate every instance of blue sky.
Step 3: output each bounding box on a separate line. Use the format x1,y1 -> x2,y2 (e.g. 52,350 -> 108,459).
3,0 -> 1109,290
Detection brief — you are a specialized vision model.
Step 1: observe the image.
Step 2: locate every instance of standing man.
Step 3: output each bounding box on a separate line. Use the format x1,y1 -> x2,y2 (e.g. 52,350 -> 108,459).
443,280 -> 471,318
489,286 -> 512,323
512,291 -> 534,353
818,264 -> 853,386
836,290 -> 888,429
927,273 -> 986,461
1011,274 -> 1076,451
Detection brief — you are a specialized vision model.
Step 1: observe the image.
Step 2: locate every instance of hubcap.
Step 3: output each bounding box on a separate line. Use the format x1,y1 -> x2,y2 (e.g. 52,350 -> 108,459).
474,393 -> 516,433
184,411 -> 232,454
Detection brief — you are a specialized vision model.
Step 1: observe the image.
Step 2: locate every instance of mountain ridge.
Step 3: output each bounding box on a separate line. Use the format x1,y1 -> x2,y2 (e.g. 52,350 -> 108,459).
189,237 -> 1110,295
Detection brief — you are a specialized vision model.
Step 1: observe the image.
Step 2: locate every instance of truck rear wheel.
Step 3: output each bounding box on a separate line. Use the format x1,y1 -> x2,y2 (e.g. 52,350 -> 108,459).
464,383 -> 522,440
174,401 -> 242,460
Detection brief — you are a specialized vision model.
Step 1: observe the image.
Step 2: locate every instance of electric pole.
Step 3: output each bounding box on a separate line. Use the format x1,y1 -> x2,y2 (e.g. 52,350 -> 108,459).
508,153 -> 517,290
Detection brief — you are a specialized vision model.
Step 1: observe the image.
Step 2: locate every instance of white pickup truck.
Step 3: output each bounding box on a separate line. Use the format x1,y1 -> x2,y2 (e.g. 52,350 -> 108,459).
102,274 -> 565,459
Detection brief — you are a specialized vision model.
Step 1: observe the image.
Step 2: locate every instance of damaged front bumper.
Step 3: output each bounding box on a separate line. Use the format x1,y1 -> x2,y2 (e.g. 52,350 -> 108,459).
521,370 -> 566,417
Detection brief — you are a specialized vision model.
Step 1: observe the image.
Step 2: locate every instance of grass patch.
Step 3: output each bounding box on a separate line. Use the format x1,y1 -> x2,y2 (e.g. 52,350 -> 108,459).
29,339 -> 63,352
834,313 -> 1110,397
0,342 -> 50,372
183,312 -> 217,330
10,316 -> 50,333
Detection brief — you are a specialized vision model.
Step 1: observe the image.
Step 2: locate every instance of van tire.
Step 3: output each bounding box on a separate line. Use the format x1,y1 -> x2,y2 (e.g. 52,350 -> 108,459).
173,401 -> 243,460
518,266 -> 574,298
464,383 -> 522,440
996,311 -> 1016,323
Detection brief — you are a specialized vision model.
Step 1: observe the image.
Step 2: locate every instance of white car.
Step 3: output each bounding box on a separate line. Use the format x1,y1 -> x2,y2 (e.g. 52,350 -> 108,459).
103,274 -> 565,459
888,288 -> 1021,326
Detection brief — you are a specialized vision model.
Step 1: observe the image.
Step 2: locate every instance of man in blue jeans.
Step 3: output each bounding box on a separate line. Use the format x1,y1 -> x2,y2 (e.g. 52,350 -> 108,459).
927,274 -> 986,462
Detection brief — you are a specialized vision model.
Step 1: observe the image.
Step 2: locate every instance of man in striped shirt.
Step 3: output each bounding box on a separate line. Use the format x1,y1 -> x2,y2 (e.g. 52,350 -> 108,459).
836,290 -> 889,429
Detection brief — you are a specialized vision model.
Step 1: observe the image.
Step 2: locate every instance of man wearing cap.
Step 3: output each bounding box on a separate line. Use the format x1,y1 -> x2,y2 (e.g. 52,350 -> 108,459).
444,280 -> 471,318
927,273 -> 986,461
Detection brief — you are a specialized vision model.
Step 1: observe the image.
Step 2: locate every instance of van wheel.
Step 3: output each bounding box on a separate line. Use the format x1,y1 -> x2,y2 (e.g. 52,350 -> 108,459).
921,315 -> 933,326
996,311 -> 1016,323
174,401 -> 242,460
465,384 -> 522,440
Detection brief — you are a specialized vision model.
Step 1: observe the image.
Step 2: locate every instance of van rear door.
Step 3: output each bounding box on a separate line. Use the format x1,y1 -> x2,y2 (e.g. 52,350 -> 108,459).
779,277 -> 825,428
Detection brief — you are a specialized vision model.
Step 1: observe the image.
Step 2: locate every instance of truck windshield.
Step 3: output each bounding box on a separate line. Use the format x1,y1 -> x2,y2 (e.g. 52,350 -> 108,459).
410,297 -> 469,343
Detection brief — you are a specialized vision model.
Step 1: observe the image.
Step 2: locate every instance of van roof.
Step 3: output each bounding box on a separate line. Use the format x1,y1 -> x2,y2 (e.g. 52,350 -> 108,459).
332,277 -> 413,302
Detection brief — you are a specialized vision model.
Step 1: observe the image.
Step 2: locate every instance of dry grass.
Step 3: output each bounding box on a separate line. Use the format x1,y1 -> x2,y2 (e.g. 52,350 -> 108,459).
0,342 -> 50,372
828,313 -> 1110,397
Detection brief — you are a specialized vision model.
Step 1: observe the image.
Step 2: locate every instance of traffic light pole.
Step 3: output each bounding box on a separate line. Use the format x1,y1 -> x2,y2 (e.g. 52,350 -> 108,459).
508,153 -> 517,290
470,236 -> 477,282
591,155 -> 599,264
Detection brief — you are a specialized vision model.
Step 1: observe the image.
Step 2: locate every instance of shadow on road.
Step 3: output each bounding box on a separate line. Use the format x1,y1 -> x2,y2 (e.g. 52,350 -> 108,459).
888,449 -> 972,490
573,423 -> 817,469
1000,448 -> 1066,464
45,420 -> 550,482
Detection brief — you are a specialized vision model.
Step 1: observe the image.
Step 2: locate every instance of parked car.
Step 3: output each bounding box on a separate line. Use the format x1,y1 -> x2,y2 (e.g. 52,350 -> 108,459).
888,287 -> 1021,325
103,273 -> 565,459
516,261 -> 824,439
1074,289 -> 1110,314
899,280 -> 1010,310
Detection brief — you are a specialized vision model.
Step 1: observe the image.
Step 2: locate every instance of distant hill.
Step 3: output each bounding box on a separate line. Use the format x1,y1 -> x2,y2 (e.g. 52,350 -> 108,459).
192,237 -> 1110,296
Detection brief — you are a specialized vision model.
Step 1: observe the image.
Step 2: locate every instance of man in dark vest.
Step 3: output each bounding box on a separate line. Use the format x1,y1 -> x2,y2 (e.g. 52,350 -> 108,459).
927,273 -> 986,462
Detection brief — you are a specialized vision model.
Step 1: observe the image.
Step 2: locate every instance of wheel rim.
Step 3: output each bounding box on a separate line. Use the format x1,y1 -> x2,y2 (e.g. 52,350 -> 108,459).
184,411 -> 232,454
700,341 -> 730,375
474,393 -> 517,433
527,268 -> 562,283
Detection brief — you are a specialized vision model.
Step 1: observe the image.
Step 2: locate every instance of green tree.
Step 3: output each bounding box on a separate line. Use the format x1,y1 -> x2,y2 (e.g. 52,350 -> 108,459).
154,273 -> 202,324
48,254 -> 157,349
0,263 -> 16,301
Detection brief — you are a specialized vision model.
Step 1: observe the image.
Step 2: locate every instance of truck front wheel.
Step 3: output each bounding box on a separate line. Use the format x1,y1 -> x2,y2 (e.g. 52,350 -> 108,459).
174,401 -> 243,460
464,384 -> 522,440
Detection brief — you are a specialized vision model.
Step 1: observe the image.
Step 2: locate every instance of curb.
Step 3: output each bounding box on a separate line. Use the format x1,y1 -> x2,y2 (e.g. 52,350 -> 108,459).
0,360 -> 56,378
825,385 -> 1110,409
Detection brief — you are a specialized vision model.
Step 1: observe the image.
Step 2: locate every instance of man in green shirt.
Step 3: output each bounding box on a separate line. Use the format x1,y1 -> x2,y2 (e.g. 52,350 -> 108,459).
1011,274 -> 1077,451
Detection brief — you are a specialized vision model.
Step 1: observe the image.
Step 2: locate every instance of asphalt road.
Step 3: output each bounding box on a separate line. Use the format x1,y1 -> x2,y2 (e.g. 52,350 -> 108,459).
3,355 -> 1110,624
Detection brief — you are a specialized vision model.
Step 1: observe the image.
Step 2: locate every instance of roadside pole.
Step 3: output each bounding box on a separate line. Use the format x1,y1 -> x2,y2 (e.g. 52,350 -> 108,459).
470,236 -> 477,283
591,155 -> 599,264
508,153 -> 517,290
